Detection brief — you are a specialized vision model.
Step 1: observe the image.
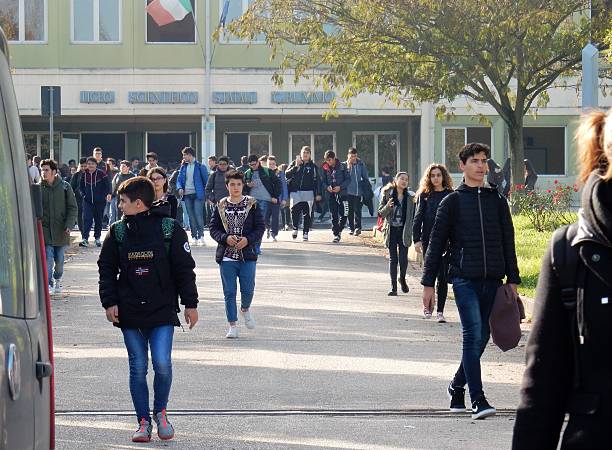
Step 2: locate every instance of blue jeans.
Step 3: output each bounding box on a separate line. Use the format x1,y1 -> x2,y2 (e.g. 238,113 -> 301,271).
220,260 -> 256,323
183,194 -> 204,239
121,325 -> 174,422
451,277 -> 500,402
264,202 -> 280,237
45,245 -> 66,285
181,200 -> 190,228
255,200 -> 270,252
109,196 -> 119,224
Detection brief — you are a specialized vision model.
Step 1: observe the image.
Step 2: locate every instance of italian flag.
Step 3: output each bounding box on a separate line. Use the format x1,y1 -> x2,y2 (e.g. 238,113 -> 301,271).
146,0 -> 193,27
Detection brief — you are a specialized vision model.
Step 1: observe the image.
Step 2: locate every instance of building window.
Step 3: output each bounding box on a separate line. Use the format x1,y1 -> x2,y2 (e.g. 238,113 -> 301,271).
224,132 -> 271,165
0,0 -> 46,42
523,127 -> 565,175
443,127 -> 492,173
71,0 -> 121,43
146,0 -> 195,43
352,132 -> 400,182
23,132 -> 60,160
289,132 -> 335,164
220,0 -> 265,43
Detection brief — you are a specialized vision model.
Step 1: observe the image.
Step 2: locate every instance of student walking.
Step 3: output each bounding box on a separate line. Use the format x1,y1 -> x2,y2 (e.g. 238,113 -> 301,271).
147,167 -> 178,219
322,150 -> 350,243
413,163 -> 454,321
98,177 -> 199,443
266,156 -> 288,240
244,154 -> 281,251
176,147 -> 209,246
79,156 -> 111,247
40,159 -> 78,296
112,160 -> 136,221
70,157 -> 88,234
378,172 -> 416,296
513,109 -> 612,449
205,155 -> 230,205
278,163 -> 292,231
209,170 -> 265,339
286,146 -> 321,241
422,142 -> 520,420
345,147 -> 369,236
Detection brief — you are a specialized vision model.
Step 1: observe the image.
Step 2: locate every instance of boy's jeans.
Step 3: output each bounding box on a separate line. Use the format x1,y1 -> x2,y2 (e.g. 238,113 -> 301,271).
255,199 -> 270,252
121,325 -> 174,422
220,260 -> 256,323
45,245 -> 66,285
183,194 -> 205,240
450,277 -> 500,403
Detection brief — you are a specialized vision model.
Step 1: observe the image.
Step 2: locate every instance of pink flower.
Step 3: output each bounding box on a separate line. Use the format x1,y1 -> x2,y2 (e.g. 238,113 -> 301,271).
546,189 -> 551,193
554,179 -> 558,184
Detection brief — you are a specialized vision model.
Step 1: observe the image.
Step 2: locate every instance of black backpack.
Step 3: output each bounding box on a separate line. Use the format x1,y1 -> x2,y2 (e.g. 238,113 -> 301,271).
550,223 -> 584,389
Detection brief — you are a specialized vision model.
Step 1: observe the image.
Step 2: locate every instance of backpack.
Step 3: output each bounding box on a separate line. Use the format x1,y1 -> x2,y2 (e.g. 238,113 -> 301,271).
113,216 -> 175,255
550,223 -> 584,389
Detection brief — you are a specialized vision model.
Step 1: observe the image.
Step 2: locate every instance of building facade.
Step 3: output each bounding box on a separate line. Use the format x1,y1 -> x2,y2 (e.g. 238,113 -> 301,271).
3,0 -> 610,188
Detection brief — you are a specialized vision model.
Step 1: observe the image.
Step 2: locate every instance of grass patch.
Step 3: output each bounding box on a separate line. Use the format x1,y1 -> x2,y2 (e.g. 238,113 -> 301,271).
512,214 -> 577,298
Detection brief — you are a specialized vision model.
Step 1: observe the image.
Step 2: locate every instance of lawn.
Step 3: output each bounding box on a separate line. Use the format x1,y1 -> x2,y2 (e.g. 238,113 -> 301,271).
512,213 -> 577,299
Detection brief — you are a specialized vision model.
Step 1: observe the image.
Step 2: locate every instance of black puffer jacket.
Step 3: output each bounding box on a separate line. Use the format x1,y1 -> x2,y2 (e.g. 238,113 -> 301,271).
421,183 -> 520,286
285,160 -> 321,195
97,205 -> 198,329
513,172 -> 612,450
412,189 -> 453,248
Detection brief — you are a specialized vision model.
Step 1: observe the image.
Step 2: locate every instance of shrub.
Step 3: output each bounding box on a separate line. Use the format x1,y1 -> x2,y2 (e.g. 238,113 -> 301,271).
510,180 -> 577,232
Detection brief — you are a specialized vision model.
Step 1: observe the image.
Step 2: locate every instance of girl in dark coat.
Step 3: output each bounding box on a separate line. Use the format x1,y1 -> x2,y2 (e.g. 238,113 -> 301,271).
513,108 -> 612,449
147,167 -> 178,219
413,163 -> 453,321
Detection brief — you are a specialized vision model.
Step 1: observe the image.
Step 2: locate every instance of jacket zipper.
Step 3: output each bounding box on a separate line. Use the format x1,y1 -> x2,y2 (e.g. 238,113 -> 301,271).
477,187 -> 487,279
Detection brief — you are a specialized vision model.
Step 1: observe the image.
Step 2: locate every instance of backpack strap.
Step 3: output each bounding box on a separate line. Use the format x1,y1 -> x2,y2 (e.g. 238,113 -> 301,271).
112,219 -> 127,246
161,217 -> 175,255
550,223 -> 583,389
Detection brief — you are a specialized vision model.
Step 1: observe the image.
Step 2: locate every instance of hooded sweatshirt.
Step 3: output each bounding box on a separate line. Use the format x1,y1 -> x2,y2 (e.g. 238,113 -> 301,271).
80,168 -> 111,204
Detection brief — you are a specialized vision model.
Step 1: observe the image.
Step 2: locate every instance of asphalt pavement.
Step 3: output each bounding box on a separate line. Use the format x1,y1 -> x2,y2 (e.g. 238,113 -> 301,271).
52,227 -> 529,449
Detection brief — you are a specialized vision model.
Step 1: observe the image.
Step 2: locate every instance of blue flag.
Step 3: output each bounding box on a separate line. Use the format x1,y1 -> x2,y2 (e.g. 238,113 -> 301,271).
219,0 -> 230,28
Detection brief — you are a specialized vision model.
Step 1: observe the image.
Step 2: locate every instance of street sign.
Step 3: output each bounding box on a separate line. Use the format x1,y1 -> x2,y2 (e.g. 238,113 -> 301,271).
41,86 -> 61,117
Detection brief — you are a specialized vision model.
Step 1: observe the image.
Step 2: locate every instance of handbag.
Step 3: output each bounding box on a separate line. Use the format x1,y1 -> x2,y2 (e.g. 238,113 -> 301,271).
376,215 -> 384,232
489,284 -> 521,352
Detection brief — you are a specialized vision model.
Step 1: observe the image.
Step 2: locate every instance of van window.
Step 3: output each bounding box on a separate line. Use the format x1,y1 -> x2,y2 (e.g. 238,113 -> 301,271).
0,96 -> 24,318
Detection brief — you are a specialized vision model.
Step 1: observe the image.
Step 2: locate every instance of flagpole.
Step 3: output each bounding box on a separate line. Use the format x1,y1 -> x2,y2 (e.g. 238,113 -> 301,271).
203,0 -> 213,160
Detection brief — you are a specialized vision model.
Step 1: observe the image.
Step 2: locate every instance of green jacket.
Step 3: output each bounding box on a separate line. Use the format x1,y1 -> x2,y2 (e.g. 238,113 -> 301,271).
42,174 -> 78,246
378,187 -> 416,248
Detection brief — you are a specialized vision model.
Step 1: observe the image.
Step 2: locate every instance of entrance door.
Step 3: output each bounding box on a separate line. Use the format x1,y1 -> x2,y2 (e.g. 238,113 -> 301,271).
289,132 -> 335,164
353,132 -> 400,185
146,132 -> 191,170
224,132 -> 272,167
81,133 -> 126,162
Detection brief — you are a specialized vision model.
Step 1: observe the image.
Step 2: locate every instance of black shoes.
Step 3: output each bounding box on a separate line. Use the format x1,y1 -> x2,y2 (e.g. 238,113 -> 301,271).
399,278 -> 409,293
333,235 -> 340,243
354,228 -> 361,236
471,396 -> 496,420
387,290 -> 398,296
447,383 -> 467,413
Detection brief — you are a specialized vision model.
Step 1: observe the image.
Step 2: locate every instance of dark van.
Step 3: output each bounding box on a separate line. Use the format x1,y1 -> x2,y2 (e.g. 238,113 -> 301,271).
0,28 -> 55,449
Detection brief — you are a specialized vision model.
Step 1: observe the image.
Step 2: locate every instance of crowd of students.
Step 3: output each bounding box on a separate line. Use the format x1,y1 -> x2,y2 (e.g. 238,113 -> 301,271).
34,107 -> 612,448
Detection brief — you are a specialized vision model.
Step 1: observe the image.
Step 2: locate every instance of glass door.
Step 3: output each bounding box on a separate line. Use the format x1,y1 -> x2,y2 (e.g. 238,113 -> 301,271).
289,132 -> 335,164
353,132 -> 400,186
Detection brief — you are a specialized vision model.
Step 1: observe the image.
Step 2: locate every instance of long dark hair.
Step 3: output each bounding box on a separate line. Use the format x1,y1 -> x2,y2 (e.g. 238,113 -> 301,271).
147,167 -> 168,193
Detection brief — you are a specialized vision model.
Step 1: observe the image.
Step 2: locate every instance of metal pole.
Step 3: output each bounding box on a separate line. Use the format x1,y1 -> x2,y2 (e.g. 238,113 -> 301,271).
49,86 -> 54,161
204,0 -> 211,160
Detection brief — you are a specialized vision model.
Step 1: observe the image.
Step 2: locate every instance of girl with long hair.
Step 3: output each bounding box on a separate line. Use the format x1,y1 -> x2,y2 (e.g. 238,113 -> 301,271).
147,167 -> 178,219
378,172 -> 416,296
513,108 -> 612,448
413,163 -> 454,320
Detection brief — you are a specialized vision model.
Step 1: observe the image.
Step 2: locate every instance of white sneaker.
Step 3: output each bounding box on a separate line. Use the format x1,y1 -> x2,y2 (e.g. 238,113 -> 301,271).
272,236 -> 277,242
48,284 -> 55,296
225,326 -> 240,338
240,310 -> 256,329
197,238 -> 205,247
437,312 -> 446,323
303,232 -> 309,241
54,279 -> 62,294
292,230 -> 298,240
423,309 -> 432,319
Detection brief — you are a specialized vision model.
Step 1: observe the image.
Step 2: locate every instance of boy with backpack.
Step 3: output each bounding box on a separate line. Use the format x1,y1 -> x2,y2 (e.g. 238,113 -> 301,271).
97,177 -> 199,443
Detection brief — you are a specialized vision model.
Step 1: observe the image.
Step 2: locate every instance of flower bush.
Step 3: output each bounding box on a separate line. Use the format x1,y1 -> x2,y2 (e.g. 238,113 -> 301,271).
510,180 -> 578,231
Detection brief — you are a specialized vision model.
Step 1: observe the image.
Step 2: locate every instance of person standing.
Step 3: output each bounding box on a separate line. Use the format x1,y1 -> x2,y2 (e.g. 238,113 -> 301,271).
266,155 -> 288,241
205,155 -> 230,205
209,170 -> 265,339
321,150 -> 350,243
79,156 -> 111,248
378,172 -> 416,296
285,146 -> 322,241
237,155 -> 249,174
93,147 -> 109,174
243,154 -> 281,252
40,159 -> 78,296
147,167 -> 178,219
112,160 -> 136,221
70,158 -> 88,234
27,153 -> 41,184
512,109 -> 612,449
345,147 -> 369,236
413,163 -> 454,321
176,147 -> 209,246
422,142 -> 520,420
278,163 -> 292,231
105,158 -> 120,226
98,177 -> 199,443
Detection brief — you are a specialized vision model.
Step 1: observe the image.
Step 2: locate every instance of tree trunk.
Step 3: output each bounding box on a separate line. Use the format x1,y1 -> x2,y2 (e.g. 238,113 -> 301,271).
507,121 -> 525,192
